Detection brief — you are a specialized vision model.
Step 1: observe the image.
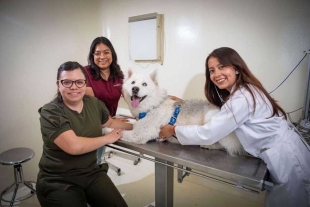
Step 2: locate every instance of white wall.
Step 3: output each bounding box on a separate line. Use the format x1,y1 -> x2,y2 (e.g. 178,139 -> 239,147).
0,0 -> 103,191
0,0 -> 309,192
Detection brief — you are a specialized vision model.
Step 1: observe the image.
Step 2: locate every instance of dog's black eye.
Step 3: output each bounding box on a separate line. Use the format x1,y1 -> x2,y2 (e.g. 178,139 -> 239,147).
131,81 -> 135,84
142,83 -> 147,86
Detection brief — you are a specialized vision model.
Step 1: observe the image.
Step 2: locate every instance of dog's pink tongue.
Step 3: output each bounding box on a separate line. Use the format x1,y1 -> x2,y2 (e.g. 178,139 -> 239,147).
131,98 -> 140,108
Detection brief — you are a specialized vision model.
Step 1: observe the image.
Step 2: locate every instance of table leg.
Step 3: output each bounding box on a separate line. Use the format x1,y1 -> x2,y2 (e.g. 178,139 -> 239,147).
155,158 -> 174,207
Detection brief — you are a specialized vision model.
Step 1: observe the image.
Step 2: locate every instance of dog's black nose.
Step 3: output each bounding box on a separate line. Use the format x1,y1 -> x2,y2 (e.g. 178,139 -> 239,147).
132,86 -> 139,94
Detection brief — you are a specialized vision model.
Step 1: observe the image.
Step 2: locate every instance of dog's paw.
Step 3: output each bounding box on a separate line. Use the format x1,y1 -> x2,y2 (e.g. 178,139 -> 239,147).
167,137 -> 180,144
200,142 -> 223,150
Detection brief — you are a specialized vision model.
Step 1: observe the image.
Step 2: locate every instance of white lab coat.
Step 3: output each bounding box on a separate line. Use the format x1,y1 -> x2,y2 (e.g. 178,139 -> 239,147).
176,85 -> 310,207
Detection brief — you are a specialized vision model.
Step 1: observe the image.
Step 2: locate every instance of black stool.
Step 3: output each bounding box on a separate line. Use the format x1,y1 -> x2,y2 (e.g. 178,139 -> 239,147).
0,148 -> 36,207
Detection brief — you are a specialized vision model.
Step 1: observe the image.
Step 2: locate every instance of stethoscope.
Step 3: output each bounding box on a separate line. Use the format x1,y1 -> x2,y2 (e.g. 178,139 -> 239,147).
215,86 -> 225,106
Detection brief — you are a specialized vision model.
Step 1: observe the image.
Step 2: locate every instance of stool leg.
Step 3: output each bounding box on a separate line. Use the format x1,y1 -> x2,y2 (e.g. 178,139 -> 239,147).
18,165 -> 36,193
9,166 -> 21,207
24,182 -> 36,193
1,183 -> 14,204
9,184 -> 19,207
17,164 -> 24,183
14,165 -> 20,185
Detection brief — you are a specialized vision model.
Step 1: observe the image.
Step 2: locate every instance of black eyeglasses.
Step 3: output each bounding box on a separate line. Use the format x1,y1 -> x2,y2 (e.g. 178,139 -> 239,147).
57,79 -> 87,88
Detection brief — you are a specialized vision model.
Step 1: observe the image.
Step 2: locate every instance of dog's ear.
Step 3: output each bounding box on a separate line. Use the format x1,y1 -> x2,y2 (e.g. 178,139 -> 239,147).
127,68 -> 133,79
150,69 -> 158,85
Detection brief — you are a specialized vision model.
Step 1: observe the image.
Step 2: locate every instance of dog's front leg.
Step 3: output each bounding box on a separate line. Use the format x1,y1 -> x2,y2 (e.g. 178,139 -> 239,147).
121,128 -> 156,144
121,116 -> 163,144
120,130 -> 136,143
103,127 -> 142,144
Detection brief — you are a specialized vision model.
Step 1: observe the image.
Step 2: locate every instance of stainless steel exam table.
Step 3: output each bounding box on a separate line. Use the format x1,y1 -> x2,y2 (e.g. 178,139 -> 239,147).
107,140 -> 272,207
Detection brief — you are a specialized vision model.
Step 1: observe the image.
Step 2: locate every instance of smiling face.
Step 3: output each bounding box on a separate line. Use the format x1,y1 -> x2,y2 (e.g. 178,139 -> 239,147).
93,43 -> 113,70
57,68 -> 86,105
208,56 -> 237,92
123,73 -> 153,108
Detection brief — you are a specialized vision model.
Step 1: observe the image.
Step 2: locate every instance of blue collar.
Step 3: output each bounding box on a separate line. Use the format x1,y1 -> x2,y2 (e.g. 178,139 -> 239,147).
138,99 -> 167,120
139,112 -> 147,119
168,104 -> 181,125
138,104 -> 181,125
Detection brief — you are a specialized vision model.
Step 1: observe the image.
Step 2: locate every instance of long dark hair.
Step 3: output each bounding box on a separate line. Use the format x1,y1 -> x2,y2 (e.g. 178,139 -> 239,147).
87,37 -> 124,81
53,61 -> 87,104
204,47 -> 287,119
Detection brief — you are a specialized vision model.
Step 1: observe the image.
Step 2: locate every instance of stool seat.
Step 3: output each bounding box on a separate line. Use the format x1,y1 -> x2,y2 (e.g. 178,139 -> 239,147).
0,148 -> 35,166
0,148 -> 36,207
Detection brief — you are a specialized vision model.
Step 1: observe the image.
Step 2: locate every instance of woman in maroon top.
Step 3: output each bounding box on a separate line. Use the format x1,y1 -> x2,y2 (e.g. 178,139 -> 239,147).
85,37 -> 124,117
85,37 -> 126,164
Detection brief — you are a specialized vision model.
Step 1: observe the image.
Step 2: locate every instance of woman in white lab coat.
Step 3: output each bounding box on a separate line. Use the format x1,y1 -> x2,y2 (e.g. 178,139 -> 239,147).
160,47 -> 310,207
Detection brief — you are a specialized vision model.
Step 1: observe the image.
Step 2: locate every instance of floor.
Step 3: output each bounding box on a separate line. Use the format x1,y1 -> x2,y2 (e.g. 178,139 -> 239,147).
1,147 -> 266,207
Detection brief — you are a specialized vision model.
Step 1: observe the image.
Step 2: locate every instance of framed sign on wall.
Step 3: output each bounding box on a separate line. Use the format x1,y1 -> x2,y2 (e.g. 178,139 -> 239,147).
129,13 -> 164,63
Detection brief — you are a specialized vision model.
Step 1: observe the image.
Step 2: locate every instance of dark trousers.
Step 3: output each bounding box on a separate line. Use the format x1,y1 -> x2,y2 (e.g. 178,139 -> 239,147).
36,164 -> 127,207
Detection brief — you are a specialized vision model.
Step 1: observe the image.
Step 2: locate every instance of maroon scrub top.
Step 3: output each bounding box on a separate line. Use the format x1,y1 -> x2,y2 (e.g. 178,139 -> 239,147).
85,66 -> 123,116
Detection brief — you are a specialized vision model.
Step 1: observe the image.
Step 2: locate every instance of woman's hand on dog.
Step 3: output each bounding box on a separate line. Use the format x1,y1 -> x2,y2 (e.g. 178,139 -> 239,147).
112,116 -> 130,122
159,125 -> 175,139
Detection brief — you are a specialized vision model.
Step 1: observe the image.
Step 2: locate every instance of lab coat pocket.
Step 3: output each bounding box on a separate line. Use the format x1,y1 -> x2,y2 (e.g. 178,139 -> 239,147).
260,148 -> 288,184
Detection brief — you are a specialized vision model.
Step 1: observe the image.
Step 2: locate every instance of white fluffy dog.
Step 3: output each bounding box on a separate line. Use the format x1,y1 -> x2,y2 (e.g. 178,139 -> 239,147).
118,69 -> 245,156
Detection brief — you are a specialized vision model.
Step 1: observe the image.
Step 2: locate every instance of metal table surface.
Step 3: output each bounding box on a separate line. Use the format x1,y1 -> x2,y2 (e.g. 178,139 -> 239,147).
107,140 -> 270,207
